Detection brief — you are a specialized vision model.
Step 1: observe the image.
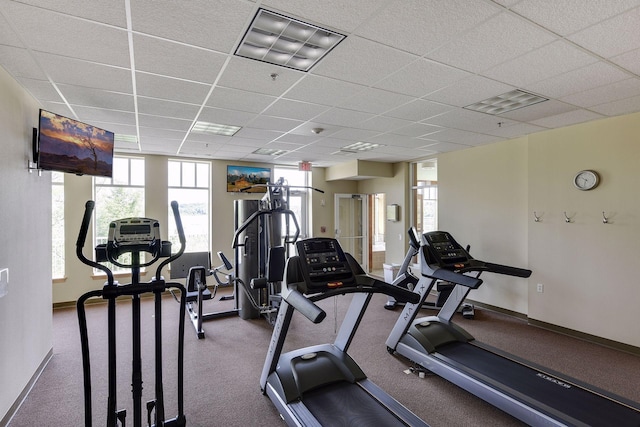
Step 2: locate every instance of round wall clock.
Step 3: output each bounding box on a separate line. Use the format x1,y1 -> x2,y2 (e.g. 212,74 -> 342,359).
573,170 -> 600,191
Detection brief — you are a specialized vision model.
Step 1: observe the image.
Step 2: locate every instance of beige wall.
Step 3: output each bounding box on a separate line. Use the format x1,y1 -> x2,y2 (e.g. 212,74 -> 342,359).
0,67 -> 52,422
438,112 -> 640,348
438,137 -> 529,314
527,114 -> 640,346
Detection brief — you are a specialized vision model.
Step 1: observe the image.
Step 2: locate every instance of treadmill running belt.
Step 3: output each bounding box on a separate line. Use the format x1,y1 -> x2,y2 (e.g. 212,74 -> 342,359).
303,382 -> 409,426
437,342 -> 640,426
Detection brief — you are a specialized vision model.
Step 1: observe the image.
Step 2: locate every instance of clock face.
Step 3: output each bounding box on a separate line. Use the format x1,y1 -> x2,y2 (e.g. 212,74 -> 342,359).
574,170 -> 599,190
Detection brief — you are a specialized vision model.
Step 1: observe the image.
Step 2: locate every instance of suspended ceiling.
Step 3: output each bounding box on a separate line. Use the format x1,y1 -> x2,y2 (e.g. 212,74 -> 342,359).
1,0 -> 640,167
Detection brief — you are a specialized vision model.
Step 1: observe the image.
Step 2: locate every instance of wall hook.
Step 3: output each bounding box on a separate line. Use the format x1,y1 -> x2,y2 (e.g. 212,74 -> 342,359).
602,211 -> 609,224
564,211 -> 572,223
533,211 -> 541,222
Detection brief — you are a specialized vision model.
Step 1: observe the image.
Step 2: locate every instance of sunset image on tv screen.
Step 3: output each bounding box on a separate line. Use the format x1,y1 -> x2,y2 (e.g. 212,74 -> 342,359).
38,110 -> 114,177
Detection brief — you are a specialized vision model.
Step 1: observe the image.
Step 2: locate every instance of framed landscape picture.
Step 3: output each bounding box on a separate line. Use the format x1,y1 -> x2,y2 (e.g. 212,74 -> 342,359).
226,165 -> 271,193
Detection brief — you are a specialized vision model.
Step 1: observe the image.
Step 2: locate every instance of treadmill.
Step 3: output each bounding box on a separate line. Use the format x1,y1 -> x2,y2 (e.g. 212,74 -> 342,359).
260,237 -> 429,427
386,230 -> 640,427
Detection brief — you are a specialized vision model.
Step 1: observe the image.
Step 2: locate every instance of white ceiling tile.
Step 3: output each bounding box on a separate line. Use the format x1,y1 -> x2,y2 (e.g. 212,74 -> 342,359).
483,40 -> 597,87
262,99 -> 328,121
284,75 -> 366,106
0,10 -> 25,47
58,84 -> 134,111
311,36 -> 417,86
384,99 -> 452,121
17,77 -> 63,102
2,0 -> 640,166
369,133 -> 427,149
274,134 -> 320,145
423,108 -> 511,133
135,72 -> 210,104
218,56 -> 304,97
139,127 -> 186,140
130,0 -> 255,53
391,123 -> 442,138
358,115 -> 413,133
235,128 -> 284,141
331,128 -> 382,142
15,0 -> 127,27
71,106 -> 136,126
290,121 -> 344,137
133,34 -> 228,84
207,87 -> 277,113
510,0 -> 640,36
486,122 -> 547,138
354,0 -> 501,55
530,109 -> 604,128
611,48 -> 640,75
198,107 -> 257,127
3,1 -> 130,66
590,95 -> 640,116
262,0 -> 390,32
560,78 -> 640,108
373,58 -> 471,97
313,108 -> 375,127
35,52 -> 132,93
0,46 -> 45,80
137,97 -> 200,120
246,114 -> 304,132
427,12 -> 557,73
425,75 -> 515,107
339,87 -> 415,115
568,7 -> 640,58
525,61 -> 631,99
138,114 -> 191,131
426,141 -> 473,152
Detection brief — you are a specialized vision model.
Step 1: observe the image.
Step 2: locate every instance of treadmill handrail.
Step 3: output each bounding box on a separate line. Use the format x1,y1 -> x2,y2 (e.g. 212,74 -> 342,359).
482,261 -> 532,278
282,287 -> 326,324
427,268 -> 483,289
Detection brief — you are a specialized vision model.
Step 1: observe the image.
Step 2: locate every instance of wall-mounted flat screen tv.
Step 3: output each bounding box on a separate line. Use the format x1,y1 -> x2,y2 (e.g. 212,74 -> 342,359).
226,165 -> 271,193
37,109 -> 115,177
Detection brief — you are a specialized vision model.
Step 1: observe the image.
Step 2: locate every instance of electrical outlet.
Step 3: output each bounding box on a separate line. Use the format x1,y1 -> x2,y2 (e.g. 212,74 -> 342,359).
536,283 -> 544,293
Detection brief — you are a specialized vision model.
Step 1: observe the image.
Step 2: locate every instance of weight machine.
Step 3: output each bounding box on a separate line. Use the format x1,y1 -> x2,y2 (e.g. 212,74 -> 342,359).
232,177 -> 323,325
75,200 -> 187,427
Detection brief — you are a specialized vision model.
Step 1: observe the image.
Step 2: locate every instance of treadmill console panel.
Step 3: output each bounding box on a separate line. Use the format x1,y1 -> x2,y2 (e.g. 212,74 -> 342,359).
295,238 -> 356,292
422,231 -> 471,269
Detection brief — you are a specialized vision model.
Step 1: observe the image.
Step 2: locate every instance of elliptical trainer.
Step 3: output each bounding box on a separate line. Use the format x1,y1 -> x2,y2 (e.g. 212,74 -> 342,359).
232,177 -> 323,325
76,200 -> 188,427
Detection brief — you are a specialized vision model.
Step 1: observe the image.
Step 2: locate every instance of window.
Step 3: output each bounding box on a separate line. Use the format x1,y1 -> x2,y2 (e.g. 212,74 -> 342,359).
168,160 -> 210,252
52,172 -> 64,279
273,167 -> 310,251
411,161 -> 438,235
93,157 -> 145,271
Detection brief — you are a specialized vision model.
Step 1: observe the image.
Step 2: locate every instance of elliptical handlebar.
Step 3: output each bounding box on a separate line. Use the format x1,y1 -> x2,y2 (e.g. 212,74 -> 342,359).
155,200 -> 186,281
76,200 -> 114,285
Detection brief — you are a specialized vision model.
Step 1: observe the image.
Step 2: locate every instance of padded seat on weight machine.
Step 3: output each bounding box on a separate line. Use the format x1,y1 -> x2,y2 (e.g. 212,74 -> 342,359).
185,266 -> 213,303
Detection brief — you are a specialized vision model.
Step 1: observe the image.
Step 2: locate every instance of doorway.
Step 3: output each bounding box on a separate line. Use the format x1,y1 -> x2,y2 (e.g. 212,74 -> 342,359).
334,193 -> 386,276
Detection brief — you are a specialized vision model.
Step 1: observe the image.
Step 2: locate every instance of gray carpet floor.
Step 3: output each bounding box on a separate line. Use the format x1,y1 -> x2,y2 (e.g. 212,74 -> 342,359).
7,288 -> 640,426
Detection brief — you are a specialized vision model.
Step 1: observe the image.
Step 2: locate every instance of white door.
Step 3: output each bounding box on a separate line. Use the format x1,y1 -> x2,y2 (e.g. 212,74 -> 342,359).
334,194 -> 368,272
